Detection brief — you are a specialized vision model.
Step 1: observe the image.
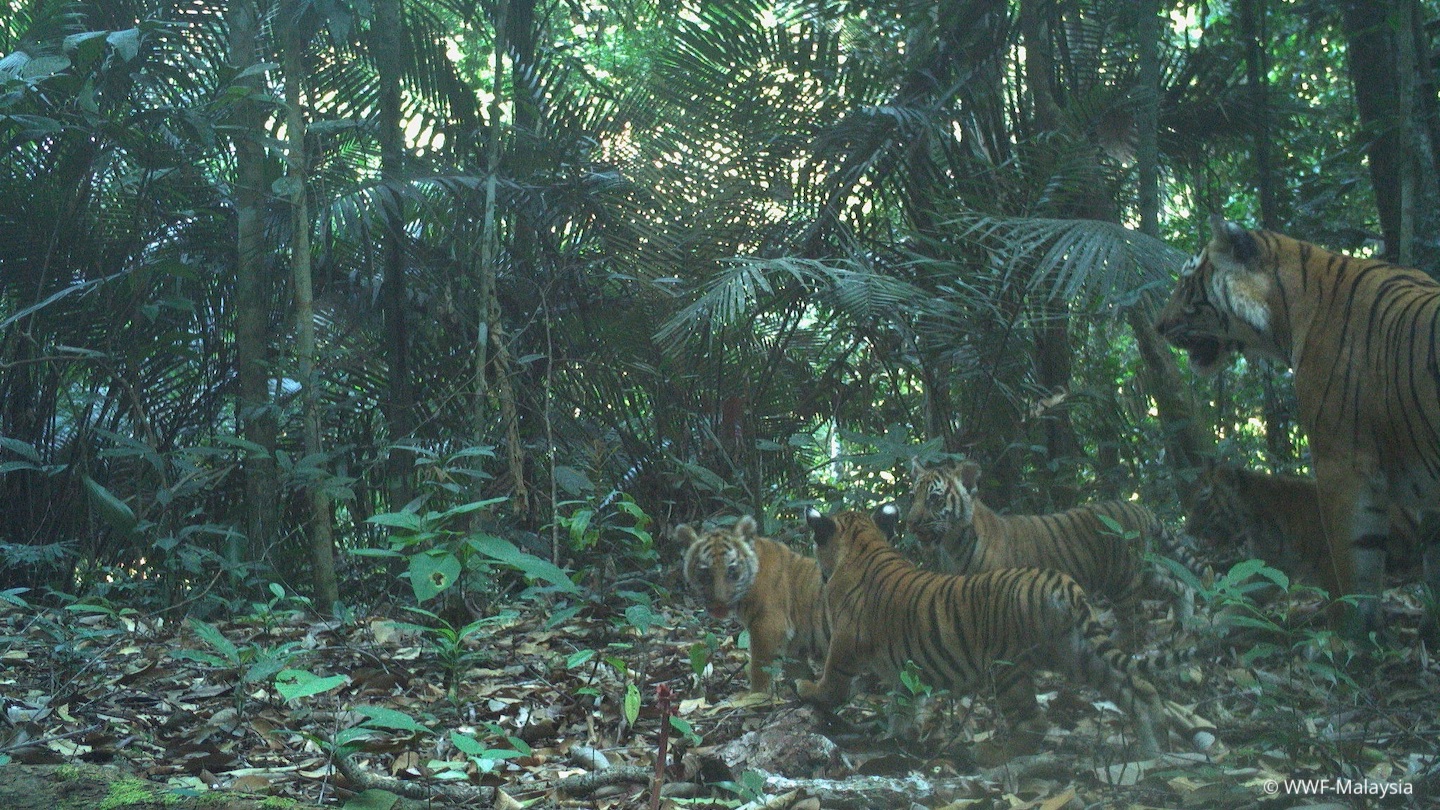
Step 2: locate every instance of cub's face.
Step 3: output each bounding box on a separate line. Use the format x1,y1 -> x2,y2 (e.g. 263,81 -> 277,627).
678,516 -> 760,619
1155,215 -> 1271,376
906,459 -> 979,540
1183,465 -> 1237,548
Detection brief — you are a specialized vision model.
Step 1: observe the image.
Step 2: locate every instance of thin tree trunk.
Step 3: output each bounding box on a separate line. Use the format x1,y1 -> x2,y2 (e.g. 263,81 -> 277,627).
1239,0 -> 1293,460
1341,0 -> 1440,270
1240,0 -> 1278,230
1393,1 -> 1440,273
1134,0 -> 1212,473
1019,0 -> 1083,507
229,0 -> 278,563
375,0 -> 414,510
283,0 -> 337,612
477,0 -> 529,516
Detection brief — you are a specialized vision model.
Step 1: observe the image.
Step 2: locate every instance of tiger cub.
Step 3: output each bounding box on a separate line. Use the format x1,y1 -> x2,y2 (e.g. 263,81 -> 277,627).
1186,462 -> 1420,590
906,459 -> 1200,644
678,516 -> 828,692
797,507 -> 1201,756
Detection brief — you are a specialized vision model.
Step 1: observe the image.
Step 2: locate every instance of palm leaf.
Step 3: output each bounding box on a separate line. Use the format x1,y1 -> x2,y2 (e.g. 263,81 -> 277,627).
946,214 -> 1189,310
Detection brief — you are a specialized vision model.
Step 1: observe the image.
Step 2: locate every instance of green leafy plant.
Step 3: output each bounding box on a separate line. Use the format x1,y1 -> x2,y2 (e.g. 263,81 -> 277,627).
391,606 -> 519,702
357,496 -> 579,606
329,706 -> 435,753
445,725 -> 533,775
554,492 -> 658,568
687,633 -> 720,681
274,669 -> 348,702
669,715 -> 703,747
172,618 -> 302,714
239,583 -> 312,635
716,769 -> 768,804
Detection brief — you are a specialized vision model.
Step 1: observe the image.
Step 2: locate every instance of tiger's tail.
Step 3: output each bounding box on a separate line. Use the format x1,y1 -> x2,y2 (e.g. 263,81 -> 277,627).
1069,595 -> 1218,753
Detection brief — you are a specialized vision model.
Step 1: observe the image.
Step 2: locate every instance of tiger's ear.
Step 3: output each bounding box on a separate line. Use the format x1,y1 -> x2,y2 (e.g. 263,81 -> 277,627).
873,503 -> 901,540
805,507 -> 836,546
734,515 -> 759,539
675,524 -> 700,547
958,460 -> 981,493
1207,214 -> 1259,267
909,456 -> 927,480
1206,215 -> 1272,332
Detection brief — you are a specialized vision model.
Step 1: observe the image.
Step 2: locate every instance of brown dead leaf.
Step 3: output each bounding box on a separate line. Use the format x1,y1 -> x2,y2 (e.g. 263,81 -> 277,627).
228,773 -> 274,793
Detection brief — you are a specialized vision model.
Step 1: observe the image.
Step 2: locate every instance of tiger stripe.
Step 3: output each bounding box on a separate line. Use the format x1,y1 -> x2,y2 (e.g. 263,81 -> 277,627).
797,507 -> 1201,756
907,460 -> 1201,644
1156,216 -> 1440,631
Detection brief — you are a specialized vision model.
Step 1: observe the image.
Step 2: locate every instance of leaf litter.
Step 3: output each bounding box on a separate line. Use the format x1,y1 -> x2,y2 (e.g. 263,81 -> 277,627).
1,584 -> 1437,809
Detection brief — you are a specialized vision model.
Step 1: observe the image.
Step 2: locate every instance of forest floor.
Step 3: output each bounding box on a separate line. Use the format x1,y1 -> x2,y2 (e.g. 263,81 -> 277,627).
1,583 -> 1438,810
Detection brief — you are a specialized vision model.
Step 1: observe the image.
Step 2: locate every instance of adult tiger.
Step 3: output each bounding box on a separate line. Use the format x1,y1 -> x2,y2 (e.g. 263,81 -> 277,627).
678,516 -> 828,692
906,459 -> 1200,644
796,506 -> 1207,757
1185,461 -> 1420,591
1156,216 -> 1440,631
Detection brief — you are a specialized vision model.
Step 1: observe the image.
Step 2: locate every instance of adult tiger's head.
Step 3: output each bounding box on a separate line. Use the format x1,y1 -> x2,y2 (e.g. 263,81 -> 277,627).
905,458 -> 980,542
1155,214 -> 1281,376
677,516 -> 761,619
804,505 -> 899,580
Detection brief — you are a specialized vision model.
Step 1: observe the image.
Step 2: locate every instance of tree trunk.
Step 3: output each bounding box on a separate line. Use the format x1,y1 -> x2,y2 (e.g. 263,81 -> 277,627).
228,0 -> 278,564
1019,0 -> 1084,507
1343,0 -> 1440,272
283,0 -> 337,612
1239,0 -> 1279,230
1238,0 -> 1293,460
374,0 -> 415,510
1034,308 -> 1080,508
477,0 -> 529,516
1134,0 -> 1212,473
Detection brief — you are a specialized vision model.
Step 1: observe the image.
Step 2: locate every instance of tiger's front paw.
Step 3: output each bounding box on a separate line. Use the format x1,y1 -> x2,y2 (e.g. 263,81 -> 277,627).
795,677 -> 839,711
795,678 -> 819,701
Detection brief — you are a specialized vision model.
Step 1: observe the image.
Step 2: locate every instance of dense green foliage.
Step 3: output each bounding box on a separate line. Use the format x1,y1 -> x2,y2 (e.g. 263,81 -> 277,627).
0,0 -> 1429,611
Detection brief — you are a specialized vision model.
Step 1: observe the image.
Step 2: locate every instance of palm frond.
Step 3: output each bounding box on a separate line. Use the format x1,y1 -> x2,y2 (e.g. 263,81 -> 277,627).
946,214 -> 1189,310
655,256 -> 931,349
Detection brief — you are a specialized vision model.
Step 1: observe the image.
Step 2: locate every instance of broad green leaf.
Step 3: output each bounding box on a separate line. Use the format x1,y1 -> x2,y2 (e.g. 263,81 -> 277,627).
82,475 -> 138,535
408,551 -> 461,603
186,619 -> 238,664
434,497 -> 507,522
669,716 -> 702,746
688,643 -> 709,677
623,683 -> 641,726
338,788 -> 401,810
106,29 -> 140,61
348,547 -> 404,559
359,706 -> 431,732
366,511 -> 425,532
0,437 -> 41,462
468,534 -> 579,593
275,670 -> 348,701
624,604 -> 657,633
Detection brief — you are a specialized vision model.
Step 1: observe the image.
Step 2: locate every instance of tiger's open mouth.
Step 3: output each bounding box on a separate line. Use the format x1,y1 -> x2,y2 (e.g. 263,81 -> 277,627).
1160,330 -> 1235,375
1177,335 -> 1223,369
